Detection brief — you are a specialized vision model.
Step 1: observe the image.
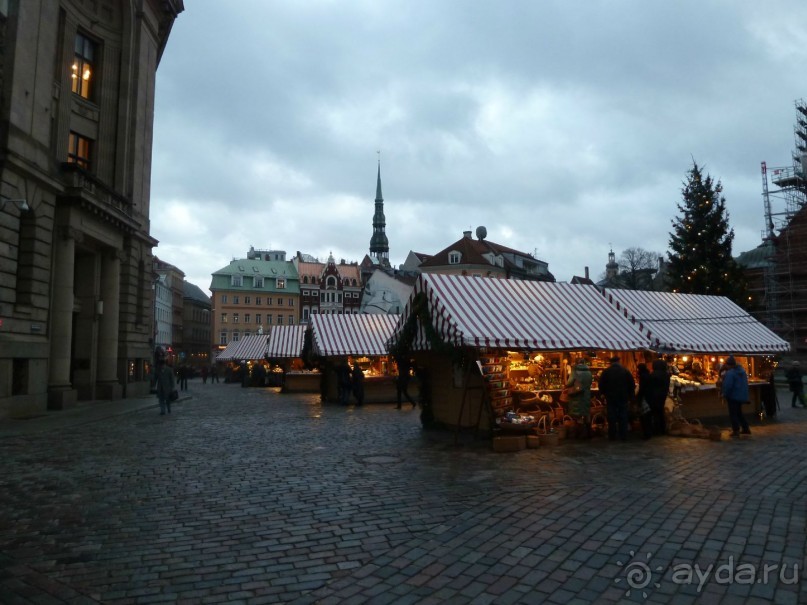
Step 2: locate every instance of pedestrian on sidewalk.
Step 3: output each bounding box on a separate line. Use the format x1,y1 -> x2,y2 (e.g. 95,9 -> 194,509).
722,355 -> 750,437
336,359 -> 352,405
155,360 -> 176,416
598,355 -> 635,441
178,365 -> 189,391
785,361 -> 806,408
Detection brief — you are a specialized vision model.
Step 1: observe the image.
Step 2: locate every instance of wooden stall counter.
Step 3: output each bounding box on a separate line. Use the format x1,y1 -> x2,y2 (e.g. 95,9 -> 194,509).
676,382 -> 764,422
283,371 -> 321,393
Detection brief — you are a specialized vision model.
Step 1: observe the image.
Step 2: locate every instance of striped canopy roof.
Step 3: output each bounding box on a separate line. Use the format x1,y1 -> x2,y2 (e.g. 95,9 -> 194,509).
216,334 -> 268,361
392,273 -> 650,351
310,314 -> 400,357
602,288 -> 790,354
266,325 -> 306,358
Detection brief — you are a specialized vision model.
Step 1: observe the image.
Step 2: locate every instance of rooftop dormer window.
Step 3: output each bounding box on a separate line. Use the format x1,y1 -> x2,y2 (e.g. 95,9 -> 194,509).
449,251 -> 461,265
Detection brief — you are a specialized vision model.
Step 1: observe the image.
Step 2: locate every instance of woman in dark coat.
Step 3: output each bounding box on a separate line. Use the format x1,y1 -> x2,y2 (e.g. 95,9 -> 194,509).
649,359 -> 670,435
636,363 -> 653,439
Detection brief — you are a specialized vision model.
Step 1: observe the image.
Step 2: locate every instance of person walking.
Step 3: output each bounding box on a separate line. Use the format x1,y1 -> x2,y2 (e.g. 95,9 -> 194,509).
785,361 -> 806,408
351,363 -> 365,406
565,358 -> 593,435
396,356 -> 417,409
211,364 -> 220,383
722,355 -> 751,437
201,365 -> 209,384
155,360 -> 176,416
649,358 -> 671,436
178,365 -> 189,391
598,355 -> 635,441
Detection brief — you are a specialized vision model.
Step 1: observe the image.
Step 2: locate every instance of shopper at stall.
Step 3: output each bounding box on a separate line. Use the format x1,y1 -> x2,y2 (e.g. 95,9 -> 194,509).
785,361 -> 806,408
566,358 -> 593,429
336,359 -> 352,405
598,356 -> 635,441
649,358 -> 671,436
636,363 -> 653,440
722,355 -> 751,437
351,363 -> 365,406
395,356 -> 417,410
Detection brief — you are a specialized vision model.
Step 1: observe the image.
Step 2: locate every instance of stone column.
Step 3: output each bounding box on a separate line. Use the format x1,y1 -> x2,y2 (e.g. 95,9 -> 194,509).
48,227 -> 79,409
96,249 -> 123,400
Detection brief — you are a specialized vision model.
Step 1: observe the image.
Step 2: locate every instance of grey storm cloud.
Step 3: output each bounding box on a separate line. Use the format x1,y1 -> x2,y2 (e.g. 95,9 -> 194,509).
150,0 -> 807,293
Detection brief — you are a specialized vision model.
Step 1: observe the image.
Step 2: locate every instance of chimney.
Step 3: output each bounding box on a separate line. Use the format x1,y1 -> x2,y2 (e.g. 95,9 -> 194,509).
463,230 -> 472,239
584,266 -> 589,280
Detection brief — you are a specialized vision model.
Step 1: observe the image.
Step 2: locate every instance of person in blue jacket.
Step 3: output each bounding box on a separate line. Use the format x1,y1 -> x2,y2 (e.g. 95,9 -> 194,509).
721,355 -> 750,437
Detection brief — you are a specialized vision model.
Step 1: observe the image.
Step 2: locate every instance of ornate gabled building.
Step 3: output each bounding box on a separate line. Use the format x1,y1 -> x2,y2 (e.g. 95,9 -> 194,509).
0,1 -> 184,418
418,227 -> 554,281
294,252 -> 362,322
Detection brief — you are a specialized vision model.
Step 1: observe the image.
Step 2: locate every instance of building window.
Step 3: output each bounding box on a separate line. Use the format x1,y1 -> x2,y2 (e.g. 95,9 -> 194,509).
302,290 -> 309,297
254,276 -> 264,288
256,297 -> 262,305
233,313 -> 239,323
220,332 -> 228,345
232,331 -> 240,342
71,33 -> 96,100
245,296 -> 251,304
67,132 -> 92,170
267,297 -> 273,305
288,298 -> 294,306
277,278 -> 286,289
288,315 -> 294,325
221,295 -> 228,304
231,275 -> 242,287
277,315 -> 283,325
255,314 -> 262,325
245,314 -> 251,324
277,298 -> 283,306
221,313 -> 227,323
266,314 -> 272,325
449,252 -> 461,264
233,296 -> 239,304
303,308 -> 310,320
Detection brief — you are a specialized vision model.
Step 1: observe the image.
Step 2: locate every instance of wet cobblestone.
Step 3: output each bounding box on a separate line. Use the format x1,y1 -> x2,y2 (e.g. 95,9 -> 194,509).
1,381 -> 805,603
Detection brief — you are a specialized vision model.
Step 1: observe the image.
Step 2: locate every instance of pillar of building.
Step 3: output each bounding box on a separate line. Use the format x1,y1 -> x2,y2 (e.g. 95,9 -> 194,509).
48,227 -> 79,409
96,249 -> 123,400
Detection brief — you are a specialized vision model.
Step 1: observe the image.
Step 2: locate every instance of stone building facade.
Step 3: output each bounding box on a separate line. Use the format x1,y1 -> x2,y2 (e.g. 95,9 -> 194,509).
0,1 -> 184,418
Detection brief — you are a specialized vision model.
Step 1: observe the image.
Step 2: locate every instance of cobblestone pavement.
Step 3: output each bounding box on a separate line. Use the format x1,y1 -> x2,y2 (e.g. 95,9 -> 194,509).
1,380 -> 805,604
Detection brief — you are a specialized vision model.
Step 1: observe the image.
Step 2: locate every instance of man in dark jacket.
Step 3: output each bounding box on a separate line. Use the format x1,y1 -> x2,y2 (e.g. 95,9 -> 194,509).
649,358 -> 671,435
598,356 -> 635,441
785,361 -> 806,408
722,355 -> 750,437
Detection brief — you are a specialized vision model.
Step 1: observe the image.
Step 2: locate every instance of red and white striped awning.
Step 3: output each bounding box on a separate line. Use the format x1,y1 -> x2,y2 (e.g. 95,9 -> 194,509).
310,314 -> 399,357
216,334 -> 268,361
266,325 -> 306,358
392,273 -> 650,351
602,288 -> 790,354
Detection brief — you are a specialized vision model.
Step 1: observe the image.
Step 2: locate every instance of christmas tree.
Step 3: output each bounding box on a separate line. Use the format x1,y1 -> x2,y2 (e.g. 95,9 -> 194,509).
666,162 -> 748,306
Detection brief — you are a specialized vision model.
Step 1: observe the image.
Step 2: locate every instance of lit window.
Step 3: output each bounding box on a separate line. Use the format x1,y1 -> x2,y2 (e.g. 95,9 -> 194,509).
67,132 -> 92,170
277,278 -> 286,289
233,313 -> 239,323
71,34 -> 96,100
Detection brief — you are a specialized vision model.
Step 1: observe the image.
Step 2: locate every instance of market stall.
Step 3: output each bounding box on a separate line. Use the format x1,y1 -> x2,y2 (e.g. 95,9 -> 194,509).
214,334 -> 270,385
601,288 -> 789,421
265,325 -> 314,391
309,314 -> 400,403
389,273 -> 651,434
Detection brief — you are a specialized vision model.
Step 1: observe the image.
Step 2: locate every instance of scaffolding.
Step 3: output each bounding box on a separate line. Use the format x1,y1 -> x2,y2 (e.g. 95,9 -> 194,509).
761,98 -> 807,353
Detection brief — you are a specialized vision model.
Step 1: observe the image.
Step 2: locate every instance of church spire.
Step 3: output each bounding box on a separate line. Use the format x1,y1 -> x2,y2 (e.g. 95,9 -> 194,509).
369,155 -> 389,262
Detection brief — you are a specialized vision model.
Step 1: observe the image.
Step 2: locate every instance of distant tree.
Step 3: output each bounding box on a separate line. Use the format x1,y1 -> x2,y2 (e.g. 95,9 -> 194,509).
666,161 -> 748,305
618,247 -> 661,290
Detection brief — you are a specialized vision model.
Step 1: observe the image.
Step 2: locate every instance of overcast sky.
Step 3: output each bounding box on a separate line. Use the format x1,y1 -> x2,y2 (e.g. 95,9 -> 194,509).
150,1 -> 807,295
